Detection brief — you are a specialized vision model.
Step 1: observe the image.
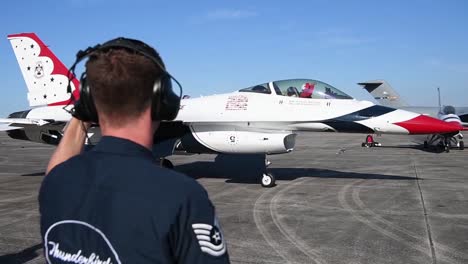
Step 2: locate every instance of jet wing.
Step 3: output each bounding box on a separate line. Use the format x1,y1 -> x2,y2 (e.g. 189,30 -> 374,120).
0,118 -> 50,126
0,123 -> 22,131
0,118 -> 67,132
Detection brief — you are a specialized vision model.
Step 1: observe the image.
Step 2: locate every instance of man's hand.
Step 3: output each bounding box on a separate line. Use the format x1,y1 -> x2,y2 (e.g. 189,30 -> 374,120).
46,117 -> 91,174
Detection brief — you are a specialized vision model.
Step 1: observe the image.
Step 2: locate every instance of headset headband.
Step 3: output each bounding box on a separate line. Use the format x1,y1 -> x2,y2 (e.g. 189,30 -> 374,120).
67,37 -> 182,100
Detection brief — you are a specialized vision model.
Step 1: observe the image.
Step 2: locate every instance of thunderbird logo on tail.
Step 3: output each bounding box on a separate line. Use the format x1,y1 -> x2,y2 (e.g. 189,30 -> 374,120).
34,62 -> 44,78
7,33 -> 80,107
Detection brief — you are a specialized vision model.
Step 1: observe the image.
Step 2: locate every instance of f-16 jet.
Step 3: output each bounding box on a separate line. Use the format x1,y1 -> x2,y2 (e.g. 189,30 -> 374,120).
1,33 -> 464,187
359,80 -> 467,151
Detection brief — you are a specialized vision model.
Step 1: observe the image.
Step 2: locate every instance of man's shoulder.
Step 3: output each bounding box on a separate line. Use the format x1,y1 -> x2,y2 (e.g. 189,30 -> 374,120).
91,149 -> 206,195
42,154 -> 92,193
45,151 -> 208,200
46,154 -> 87,178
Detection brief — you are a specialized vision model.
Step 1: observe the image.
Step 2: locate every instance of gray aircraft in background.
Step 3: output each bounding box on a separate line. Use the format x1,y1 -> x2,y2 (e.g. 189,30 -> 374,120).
358,80 -> 467,151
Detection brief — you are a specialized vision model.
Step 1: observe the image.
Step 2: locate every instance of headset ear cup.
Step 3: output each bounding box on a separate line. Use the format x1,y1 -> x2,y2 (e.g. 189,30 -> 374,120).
151,78 -> 162,121
73,75 -> 99,123
152,74 -> 180,121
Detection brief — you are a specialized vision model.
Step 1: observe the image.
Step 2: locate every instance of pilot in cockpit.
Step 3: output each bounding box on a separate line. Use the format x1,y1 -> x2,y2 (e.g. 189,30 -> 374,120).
300,82 -> 315,98
287,86 -> 299,97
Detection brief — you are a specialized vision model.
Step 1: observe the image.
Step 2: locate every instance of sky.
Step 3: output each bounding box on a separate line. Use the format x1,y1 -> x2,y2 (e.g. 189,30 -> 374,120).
1,0 -> 467,117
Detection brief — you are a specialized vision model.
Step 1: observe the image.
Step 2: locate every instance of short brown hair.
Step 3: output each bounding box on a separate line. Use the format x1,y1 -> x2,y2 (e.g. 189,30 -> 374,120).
85,48 -> 164,125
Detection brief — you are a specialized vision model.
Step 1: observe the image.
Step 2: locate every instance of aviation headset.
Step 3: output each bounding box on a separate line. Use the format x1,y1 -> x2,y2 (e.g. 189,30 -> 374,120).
67,37 -> 182,123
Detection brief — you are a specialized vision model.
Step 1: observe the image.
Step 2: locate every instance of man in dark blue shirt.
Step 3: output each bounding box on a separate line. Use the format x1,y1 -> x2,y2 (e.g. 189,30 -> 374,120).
39,37 -> 229,263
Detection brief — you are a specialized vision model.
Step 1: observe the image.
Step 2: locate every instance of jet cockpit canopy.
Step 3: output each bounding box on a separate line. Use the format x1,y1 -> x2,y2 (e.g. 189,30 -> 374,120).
238,79 -> 353,100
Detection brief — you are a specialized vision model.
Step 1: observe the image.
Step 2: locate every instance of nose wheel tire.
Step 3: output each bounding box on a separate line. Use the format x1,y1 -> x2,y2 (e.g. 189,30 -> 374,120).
444,138 -> 450,153
261,173 -> 275,188
459,141 -> 464,150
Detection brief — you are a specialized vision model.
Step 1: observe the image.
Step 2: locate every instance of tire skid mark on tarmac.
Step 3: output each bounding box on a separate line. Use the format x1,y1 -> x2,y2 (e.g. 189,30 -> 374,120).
253,185 -> 292,263
0,211 -> 38,231
431,212 -> 468,220
352,186 -> 468,261
0,192 -> 38,232
338,180 -> 457,264
0,193 -> 37,204
0,203 -> 37,216
208,184 -> 239,200
411,158 -> 468,262
209,184 -> 253,201
254,178 -> 326,264
0,204 -> 36,215
338,180 -> 431,254
271,178 -> 326,264
230,259 -> 285,264
286,190 -> 353,213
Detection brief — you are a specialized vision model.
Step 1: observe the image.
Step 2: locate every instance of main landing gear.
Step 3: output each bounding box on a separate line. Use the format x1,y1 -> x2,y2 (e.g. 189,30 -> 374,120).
424,133 -> 464,152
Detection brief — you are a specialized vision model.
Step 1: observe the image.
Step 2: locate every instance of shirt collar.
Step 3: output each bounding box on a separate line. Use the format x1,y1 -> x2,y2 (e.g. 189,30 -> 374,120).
92,136 -> 155,159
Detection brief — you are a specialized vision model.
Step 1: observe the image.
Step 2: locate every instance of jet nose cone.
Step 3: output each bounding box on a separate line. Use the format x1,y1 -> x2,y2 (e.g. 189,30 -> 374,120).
394,115 -> 464,134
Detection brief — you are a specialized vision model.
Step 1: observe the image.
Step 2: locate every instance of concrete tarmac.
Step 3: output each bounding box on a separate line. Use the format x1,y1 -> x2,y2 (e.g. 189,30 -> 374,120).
0,132 -> 467,264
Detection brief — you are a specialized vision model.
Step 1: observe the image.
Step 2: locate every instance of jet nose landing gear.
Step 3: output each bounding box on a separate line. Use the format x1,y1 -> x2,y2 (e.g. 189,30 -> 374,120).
424,133 -> 464,152
261,156 -> 275,187
261,173 -> 276,188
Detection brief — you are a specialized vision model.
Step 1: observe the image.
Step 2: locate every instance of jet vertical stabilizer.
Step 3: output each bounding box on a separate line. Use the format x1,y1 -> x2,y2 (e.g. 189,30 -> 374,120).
358,80 -> 408,108
7,33 -> 80,107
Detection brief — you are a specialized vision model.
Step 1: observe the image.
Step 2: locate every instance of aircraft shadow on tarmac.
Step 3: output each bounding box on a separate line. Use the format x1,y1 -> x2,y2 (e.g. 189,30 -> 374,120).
19,153 -> 417,182
175,154 -> 416,184
0,243 -> 42,264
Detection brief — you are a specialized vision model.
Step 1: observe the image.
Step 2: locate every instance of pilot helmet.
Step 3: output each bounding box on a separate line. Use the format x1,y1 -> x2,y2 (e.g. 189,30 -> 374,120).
302,82 -> 314,90
442,105 -> 456,115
